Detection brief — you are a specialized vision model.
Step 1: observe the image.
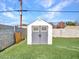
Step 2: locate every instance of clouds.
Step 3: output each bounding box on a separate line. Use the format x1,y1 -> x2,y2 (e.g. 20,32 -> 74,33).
0,1 -> 26,25
7,16 -> 26,25
0,2 -> 6,10
41,0 -> 74,21
2,6 -> 18,19
3,12 -> 17,19
40,0 -> 53,8
35,0 -> 54,8
0,1 -> 20,25
0,2 -> 18,19
0,0 -> 79,25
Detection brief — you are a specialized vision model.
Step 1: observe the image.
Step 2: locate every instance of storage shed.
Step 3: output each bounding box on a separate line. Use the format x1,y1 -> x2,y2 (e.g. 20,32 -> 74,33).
27,19 -> 53,45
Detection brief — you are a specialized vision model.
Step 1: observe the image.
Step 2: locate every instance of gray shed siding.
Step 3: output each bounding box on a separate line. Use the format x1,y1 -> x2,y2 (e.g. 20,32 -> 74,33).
32,26 -> 48,44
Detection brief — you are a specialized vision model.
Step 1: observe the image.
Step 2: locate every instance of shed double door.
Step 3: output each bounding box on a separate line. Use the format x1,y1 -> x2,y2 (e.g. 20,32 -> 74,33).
32,26 -> 48,44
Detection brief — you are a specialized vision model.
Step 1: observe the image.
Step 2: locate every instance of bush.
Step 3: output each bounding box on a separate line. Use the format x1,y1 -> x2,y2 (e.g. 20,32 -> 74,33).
66,21 -> 76,26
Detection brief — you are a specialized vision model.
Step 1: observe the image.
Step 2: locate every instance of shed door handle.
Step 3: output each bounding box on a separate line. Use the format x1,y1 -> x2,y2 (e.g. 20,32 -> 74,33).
39,34 -> 41,37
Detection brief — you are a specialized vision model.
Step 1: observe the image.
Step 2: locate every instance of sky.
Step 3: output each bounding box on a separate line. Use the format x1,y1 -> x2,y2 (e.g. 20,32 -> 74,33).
0,0 -> 79,25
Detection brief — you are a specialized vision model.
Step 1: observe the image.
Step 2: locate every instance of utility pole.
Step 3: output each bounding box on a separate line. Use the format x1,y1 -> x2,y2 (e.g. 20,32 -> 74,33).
19,0 -> 22,32
19,0 -> 22,40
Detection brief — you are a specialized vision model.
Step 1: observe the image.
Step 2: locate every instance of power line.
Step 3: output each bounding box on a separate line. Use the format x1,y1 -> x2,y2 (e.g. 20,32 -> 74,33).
24,10 -> 79,12
0,10 -> 79,13
0,10 -> 19,12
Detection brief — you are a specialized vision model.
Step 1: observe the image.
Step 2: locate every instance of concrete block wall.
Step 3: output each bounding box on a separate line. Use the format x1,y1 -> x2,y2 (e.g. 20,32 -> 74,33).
53,29 -> 79,37
0,29 -> 14,50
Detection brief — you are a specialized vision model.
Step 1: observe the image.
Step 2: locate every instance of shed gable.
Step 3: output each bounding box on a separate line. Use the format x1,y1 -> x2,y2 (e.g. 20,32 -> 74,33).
28,19 -> 51,26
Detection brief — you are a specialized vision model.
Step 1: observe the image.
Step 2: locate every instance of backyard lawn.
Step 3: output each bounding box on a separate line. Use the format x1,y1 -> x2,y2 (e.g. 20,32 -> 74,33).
0,38 -> 79,59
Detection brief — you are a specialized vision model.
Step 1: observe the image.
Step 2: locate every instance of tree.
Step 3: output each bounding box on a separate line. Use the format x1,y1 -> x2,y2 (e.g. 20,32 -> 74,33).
66,21 -> 76,26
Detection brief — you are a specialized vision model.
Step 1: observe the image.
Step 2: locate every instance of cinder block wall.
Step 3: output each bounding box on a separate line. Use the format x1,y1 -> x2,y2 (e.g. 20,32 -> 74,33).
0,28 -> 14,50
53,29 -> 79,37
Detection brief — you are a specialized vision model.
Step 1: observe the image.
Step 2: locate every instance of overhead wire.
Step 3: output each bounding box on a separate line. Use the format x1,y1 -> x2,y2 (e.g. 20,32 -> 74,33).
0,10 -> 79,13
0,0 -> 79,13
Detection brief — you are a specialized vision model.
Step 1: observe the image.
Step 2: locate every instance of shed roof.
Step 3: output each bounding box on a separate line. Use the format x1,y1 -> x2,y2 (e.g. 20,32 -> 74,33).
28,18 -> 52,26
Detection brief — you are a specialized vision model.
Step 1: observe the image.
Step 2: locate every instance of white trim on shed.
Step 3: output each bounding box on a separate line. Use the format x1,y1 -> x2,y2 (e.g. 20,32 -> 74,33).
27,19 -> 53,45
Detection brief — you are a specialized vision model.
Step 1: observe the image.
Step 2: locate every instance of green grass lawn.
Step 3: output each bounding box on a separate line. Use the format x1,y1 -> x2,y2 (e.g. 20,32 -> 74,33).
0,38 -> 79,59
